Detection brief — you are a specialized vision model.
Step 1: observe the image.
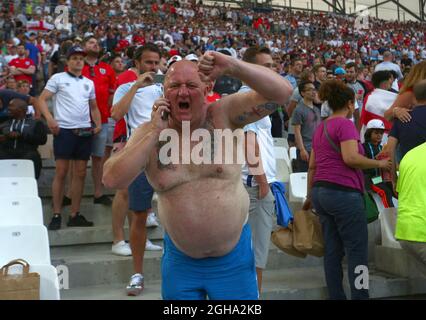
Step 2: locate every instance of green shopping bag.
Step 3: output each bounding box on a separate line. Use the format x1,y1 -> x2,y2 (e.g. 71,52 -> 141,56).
364,192 -> 379,223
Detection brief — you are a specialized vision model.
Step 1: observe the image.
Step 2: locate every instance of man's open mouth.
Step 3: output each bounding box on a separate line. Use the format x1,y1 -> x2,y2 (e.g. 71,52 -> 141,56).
179,102 -> 190,110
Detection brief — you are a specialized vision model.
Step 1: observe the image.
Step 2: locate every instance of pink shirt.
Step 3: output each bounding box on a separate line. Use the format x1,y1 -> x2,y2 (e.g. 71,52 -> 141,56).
312,117 -> 365,193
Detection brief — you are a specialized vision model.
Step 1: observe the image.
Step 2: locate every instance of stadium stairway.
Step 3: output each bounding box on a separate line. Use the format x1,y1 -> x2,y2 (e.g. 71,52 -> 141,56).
39,159 -> 426,300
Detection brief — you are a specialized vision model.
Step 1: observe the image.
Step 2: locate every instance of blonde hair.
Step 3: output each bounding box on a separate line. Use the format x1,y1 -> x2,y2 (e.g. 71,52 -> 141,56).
400,60 -> 426,94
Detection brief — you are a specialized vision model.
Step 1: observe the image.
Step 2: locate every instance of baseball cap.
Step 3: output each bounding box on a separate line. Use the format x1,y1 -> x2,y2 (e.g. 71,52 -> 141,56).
334,67 -> 346,75
185,53 -> 198,62
66,46 -> 86,59
167,55 -> 182,68
115,39 -> 130,52
366,119 -> 385,130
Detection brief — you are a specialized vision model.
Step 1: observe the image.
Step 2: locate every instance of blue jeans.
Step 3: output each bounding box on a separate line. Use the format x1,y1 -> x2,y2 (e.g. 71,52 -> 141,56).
312,186 -> 369,300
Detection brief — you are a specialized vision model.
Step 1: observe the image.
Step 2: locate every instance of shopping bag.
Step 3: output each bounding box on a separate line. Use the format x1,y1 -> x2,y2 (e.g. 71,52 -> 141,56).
293,210 -> 324,257
271,224 -> 307,258
364,191 -> 380,223
0,259 -> 40,300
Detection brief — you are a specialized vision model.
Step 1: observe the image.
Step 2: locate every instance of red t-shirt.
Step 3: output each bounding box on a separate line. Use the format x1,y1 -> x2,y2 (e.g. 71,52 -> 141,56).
113,69 -> 138,141
9,57 -> 34,84
82,61 -> 117,124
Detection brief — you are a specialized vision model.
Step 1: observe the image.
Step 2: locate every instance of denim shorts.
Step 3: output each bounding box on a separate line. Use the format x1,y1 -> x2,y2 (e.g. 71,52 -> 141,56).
91,123 -> 108,157
128,172 -> 154,212
161,224 -> 258,300
245,186 -> 275,269
53,128 -> 92,161
105,118 -> 115,148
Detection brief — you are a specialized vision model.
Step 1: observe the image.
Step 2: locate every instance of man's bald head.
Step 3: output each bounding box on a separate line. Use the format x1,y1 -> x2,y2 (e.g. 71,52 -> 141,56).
165,60 -> 201,87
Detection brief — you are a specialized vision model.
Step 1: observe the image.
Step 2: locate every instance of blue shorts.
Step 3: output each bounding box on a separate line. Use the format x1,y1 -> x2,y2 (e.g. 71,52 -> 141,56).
128,172 -> 154,212
53,128 -> 92,161
161,224 -> 259,300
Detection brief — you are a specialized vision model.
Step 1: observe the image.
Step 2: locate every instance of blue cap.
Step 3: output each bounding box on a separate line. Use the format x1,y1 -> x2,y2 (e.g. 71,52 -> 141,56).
66,46 -> 86,59
334,67 -> 346,75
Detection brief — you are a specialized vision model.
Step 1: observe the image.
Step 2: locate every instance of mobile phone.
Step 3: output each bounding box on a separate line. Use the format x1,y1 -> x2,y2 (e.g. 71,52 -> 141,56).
154,74 -> 165,84
161,111 -> 169,120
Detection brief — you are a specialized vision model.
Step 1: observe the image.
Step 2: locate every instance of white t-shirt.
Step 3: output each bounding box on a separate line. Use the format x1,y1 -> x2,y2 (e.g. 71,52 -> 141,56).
239,86 -> 276,186
113,82 -> 163,138
45,72 -> 96,129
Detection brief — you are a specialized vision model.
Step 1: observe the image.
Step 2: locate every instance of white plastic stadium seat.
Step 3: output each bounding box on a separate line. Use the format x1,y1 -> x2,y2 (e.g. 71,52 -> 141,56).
7,264 -> 60,300
0,196 -> 43,226
289,147 -> 297,162
274,146 -> 291,182
289,172 -> 307,203
0,159 -> 35,178
0,225 -> 51,265
0,177 -> 38,197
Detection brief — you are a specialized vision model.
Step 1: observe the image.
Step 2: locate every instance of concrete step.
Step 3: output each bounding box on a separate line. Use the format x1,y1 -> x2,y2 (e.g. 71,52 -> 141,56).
60,266 -> 426,300
50,242 -> 164,288
38,184 -> 116,198
375,245 -> 426,278
42,195 -> 159,223
48,225 -> 164,247
61,281 -> 162,300
42,201 -> 114,226
50,243 -> 323,289
38,159 -> 115,197
262,266 -> 426,300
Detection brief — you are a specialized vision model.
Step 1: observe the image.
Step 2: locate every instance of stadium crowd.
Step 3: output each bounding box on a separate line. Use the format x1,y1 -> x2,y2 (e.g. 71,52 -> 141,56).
1,0 -> 426,300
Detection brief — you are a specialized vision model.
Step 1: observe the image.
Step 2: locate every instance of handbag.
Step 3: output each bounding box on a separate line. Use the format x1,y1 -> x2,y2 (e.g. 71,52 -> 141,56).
323,120 -> 378,224
0,259 -> 40,300
293,210 -> 324,257
271,224 -> 307,258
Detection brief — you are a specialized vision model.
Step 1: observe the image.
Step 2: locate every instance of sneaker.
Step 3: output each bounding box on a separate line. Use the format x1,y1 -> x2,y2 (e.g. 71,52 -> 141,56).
145,239 -> 162,251
48,214 -> 62,231
67,213 -> 94,227
126,273 -> 144,296
112,241 -> 132,256
62,196 -> 71,207
94,195 -> 112,206
146,212 -> 160,227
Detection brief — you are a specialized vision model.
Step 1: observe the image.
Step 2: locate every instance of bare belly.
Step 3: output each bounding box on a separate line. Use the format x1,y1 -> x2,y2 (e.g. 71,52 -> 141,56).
156,178 -> 249,258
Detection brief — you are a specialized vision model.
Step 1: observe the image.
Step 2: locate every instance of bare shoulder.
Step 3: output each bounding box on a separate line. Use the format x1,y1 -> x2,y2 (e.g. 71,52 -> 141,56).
206,100 -> 233,129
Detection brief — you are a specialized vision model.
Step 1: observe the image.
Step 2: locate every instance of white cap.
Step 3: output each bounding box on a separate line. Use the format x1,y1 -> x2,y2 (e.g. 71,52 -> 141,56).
185,53 -> 198,62
366,119 -> 385,130
167,55 -> 182,68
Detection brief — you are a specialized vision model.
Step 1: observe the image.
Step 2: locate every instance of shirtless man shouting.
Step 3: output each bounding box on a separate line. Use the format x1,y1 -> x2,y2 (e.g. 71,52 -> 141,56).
103,51 -> 292,299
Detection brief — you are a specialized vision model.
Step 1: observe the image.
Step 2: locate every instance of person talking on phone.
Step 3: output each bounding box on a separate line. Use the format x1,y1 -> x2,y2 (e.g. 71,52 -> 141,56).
38,46 -> 102,231
104,51 -> 293,300
110,43 -> 164,296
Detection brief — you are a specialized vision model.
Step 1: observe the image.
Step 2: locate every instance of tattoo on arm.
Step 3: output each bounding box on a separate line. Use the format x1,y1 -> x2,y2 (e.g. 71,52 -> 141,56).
234,103 -> 279,124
